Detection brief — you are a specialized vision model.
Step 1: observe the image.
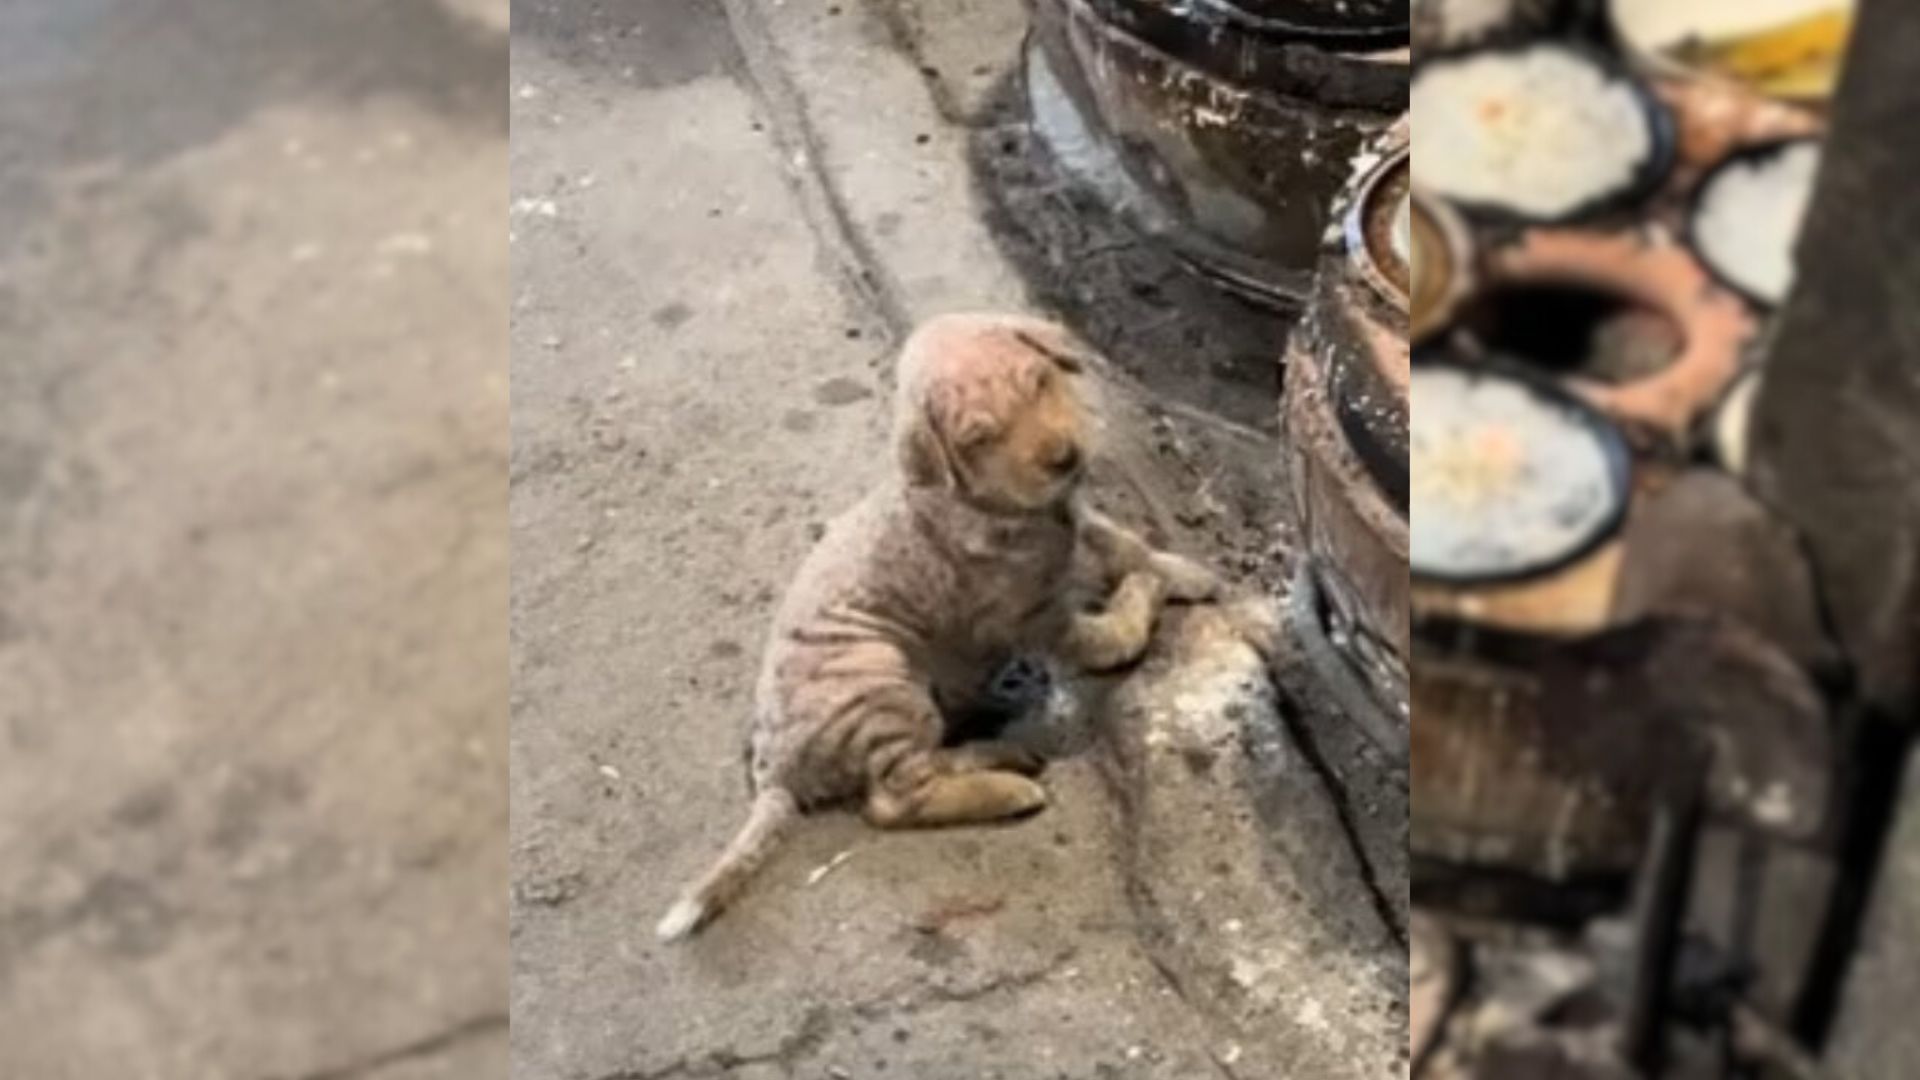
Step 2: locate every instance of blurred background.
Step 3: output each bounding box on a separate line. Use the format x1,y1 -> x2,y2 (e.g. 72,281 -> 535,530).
1409,1 -> 1920,1077
0,2 -> 507,1077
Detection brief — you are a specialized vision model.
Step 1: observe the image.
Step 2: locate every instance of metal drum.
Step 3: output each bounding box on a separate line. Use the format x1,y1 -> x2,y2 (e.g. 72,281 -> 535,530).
1027,0 -> 1408,306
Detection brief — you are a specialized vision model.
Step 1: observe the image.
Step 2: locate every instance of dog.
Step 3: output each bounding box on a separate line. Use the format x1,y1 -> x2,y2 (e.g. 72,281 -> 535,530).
655,313 -> 1220,941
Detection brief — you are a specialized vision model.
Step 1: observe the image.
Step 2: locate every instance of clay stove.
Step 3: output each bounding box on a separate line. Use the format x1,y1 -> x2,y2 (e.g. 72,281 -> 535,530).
1408,3 -> 1859,1075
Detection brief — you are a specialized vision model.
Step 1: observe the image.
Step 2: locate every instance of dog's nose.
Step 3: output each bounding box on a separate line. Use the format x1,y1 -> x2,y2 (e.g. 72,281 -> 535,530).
1048,444 -> 1082,477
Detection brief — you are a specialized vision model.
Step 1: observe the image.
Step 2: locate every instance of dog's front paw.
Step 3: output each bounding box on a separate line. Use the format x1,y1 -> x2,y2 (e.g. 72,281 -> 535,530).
1150,552 -> 1221,603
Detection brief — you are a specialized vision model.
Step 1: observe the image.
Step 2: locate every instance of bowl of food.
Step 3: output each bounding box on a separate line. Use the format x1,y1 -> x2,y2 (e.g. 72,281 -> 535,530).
1411,41 -> 1675,224
1687,137 -> 1823,308
1411,359 -> 1634,585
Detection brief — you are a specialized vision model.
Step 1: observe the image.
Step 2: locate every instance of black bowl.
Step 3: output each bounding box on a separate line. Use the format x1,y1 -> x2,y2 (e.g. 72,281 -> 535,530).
1410,353 -> 1635,586
1683,136 -> 1823,310
1410,39 -> 1676,227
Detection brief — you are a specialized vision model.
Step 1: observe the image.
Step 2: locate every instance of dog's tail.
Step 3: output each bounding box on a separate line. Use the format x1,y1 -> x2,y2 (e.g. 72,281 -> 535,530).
654,785 -> 801,942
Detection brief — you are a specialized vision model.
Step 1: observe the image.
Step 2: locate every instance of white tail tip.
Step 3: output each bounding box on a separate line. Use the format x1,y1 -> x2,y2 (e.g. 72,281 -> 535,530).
655,898 -> 706,942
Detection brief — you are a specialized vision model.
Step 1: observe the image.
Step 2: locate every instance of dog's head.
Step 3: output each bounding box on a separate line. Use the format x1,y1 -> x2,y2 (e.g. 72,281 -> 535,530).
893,314 -> 1097,514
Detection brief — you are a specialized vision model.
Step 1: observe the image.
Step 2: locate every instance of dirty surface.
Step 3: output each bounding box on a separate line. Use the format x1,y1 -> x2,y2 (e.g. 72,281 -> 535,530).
0,1 -> 509,1078
511,0 -> 1402,1077
1832,747 -> 1920,1074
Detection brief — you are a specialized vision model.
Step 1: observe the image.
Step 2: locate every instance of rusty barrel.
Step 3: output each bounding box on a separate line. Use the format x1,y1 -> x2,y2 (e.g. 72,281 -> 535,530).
1026,0 -> 1409,305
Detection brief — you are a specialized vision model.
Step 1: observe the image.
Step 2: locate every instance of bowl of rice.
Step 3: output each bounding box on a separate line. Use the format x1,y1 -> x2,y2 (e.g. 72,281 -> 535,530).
1411,358 -> 1633,584
1687,137 -> 1823,308
1411,41 -> 1674,224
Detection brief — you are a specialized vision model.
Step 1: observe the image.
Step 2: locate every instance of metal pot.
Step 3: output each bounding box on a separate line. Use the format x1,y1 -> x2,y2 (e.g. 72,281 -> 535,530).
1026,0 -> 1408,306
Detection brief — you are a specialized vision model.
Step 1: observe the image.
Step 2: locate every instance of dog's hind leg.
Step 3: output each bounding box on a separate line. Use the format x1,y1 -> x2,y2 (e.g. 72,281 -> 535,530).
863,745 -> 1048,828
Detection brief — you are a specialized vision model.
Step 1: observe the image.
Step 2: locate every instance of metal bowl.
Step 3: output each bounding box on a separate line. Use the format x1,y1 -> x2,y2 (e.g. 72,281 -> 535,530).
1345,144 -> 1411,314
1410,187 -> 1473,343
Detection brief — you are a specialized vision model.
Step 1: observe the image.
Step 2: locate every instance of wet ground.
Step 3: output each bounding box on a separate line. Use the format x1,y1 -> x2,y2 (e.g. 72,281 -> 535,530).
510,1 -> 1402,1078
0,1 -> 509,1077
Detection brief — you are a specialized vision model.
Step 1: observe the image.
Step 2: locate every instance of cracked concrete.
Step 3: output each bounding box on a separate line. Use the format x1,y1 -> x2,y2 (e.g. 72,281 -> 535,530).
0,1 -> 508,1077
511,1 -> 1403,1077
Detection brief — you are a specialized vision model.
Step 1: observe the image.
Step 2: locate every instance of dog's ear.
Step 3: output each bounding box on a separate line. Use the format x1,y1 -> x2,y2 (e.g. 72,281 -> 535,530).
898,404 -> 952,487
1013,328 -> 1092,375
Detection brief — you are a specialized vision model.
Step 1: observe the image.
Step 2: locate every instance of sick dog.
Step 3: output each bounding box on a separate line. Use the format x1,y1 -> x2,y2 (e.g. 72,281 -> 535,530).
656,314 -> 1219,940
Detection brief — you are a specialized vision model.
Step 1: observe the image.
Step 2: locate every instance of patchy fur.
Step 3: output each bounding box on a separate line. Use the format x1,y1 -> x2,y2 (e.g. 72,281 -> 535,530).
657,314 -> 1219,940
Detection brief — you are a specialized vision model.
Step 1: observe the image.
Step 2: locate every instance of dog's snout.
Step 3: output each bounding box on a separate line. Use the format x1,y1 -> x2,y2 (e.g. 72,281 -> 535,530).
1048,443 -> 1082,477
